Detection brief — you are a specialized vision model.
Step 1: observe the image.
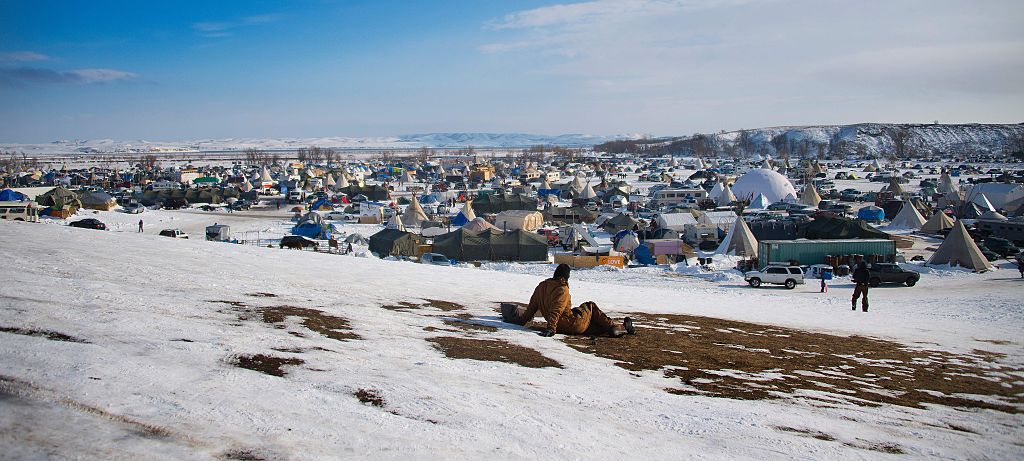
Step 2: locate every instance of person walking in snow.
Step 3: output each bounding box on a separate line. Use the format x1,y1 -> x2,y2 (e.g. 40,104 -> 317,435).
138,219 -> 143,233
851,256 -> 870,312
518,264 -> 635,337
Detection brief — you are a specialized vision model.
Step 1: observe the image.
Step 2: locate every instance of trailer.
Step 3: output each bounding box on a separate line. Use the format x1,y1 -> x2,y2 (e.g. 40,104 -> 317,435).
757,239 -> 896,269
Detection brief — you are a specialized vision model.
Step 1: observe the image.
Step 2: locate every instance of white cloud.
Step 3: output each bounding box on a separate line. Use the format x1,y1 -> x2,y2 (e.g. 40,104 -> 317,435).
0,51 -> 51,62
66,69 -> 139,84
488,0 -> 757,29
192,13 -> 282,38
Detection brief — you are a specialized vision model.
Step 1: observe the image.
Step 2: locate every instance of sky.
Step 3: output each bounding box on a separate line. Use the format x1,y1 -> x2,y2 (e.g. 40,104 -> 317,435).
1,0 -> 1022,143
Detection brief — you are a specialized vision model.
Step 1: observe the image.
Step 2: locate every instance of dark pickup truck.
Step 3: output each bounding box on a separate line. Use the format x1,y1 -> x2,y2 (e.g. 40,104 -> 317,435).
868,263 -> 920,287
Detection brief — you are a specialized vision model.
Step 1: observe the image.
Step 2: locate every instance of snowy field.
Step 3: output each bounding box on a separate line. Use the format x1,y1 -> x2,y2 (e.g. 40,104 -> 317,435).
2,219 -> 1023,460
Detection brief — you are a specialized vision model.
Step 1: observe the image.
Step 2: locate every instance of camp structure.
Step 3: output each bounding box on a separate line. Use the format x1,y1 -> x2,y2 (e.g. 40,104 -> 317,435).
493,210 -> 544,231
432,228 -> 548,262
746,193 -> 771,210
471,194 -> 537,214
36,187 -> 82,214
920,211 -> 955,234
803,215 -> 890,240
368,228 -> 423,258
205,224 -> 232,242
926,220 -> 993,272
339,184 -> 389,201
887,200 -> 926,230
291,212 -> 332,239
715,184 -> 737,206
400,196 -> 429,227
385,214 -> 407,231
600,212 -> 639,233
79,191 -> 117,211
800,182 -> 822,207
546,206 -> 597,224
655,212 -> 697,232
715,216 -> 758,257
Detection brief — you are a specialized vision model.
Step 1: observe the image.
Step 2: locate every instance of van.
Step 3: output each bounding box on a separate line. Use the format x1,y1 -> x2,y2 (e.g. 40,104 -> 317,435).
0,201 -> 38,222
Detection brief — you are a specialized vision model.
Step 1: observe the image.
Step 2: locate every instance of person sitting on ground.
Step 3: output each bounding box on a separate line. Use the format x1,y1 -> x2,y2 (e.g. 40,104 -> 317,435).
519,264 -> 635,337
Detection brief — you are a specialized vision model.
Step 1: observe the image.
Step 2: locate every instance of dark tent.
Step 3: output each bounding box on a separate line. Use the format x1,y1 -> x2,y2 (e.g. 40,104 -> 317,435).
36,187 -> 82,210
490,229 -> 549,262
601,213 -> 639,233
471,194 -> 536,214
341,185 -> 390,201
368,229 -> 423,258
802,216 -> 890,240
545,206 -> 597,224
431,228 -> 495,262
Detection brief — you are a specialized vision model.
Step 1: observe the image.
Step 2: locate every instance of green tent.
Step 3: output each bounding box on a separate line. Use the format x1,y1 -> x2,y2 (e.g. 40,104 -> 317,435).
432,228 -> 495,262
369,229 -> 422,258
490,229 -> 549,262
802,216 -> 890,240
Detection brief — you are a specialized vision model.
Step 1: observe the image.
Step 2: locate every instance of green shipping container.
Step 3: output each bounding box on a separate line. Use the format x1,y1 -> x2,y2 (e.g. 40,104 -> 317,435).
757,239 -> 895,269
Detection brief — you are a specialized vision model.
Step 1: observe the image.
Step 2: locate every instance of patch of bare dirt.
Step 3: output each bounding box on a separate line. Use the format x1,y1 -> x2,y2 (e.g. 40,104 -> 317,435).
561,313 -> 1024,413
246,292 -> 278,298
422,299 -> 465,312
428,337 -> 561,369
773,425 -> 836,441
975,338 -> 1013,345
213,300 -> 360,342
441,319 -> 499,333
231,354 -> 304,377
220,449 -> 266,460
381,301 -> 421,311
0,326 -> 89,343
354,388 -> 385,407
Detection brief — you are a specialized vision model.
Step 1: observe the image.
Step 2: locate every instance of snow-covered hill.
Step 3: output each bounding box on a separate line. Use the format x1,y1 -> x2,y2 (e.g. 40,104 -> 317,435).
2,220 -> 1023,459
607,123 -> 1024,158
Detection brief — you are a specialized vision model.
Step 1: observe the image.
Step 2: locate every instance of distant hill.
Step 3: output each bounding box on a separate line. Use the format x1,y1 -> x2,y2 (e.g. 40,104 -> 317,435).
597,123 -> 1024,158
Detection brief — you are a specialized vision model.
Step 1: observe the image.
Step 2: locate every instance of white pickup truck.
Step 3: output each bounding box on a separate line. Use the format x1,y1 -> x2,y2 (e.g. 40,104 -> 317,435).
744,265 -> 805,289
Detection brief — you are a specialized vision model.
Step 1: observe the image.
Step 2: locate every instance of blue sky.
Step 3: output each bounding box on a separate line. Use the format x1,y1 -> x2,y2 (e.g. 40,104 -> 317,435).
1,0 -> 1022,142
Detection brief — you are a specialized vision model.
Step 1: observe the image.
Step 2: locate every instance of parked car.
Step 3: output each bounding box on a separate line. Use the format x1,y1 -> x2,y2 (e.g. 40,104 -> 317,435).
866,263 -> 920,287
126,203 -> 146,214
229,199 -> 252,211
158,228 -> 189,239
418,253 -> 454,266
984,237 -> 1020,257
744,265 -> 805,289
68,218 -> 107,230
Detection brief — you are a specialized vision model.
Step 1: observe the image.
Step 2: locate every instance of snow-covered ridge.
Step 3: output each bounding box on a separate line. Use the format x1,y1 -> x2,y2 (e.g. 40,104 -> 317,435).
626,123 -> 1024,157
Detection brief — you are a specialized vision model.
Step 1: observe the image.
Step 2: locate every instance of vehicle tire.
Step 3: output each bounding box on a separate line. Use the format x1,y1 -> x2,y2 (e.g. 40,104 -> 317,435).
748,278 -> 761,287
869,277 -> 881,287
784,279 -> 796,289
905,278 -> 917,287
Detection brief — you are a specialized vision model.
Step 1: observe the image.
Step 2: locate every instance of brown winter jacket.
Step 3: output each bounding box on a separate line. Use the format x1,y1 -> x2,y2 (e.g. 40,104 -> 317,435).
524,278 -> 582,334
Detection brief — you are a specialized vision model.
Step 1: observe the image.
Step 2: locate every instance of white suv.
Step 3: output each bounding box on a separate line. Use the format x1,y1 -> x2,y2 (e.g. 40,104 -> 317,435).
744,265 -> 805,289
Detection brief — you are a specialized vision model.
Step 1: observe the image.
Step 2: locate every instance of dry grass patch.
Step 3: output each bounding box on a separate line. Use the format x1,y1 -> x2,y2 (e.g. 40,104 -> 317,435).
422,299 -> 465,312
245,292 -> 278,298
354,388 -> 385,407
381,301 -> 422,311
231,354 -> 304,377
561,313 -> 1024,413
428,337 -> 561,369
213,300 -> 360,342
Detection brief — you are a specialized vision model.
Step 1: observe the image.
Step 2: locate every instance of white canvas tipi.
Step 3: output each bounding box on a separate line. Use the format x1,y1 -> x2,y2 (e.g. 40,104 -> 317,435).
401,196 -> 429,227
800,182 -> 821,207
888,201 -> 926,229
716,217 -> 758,257
920,211 -> 954,234
926,220 -> 992,272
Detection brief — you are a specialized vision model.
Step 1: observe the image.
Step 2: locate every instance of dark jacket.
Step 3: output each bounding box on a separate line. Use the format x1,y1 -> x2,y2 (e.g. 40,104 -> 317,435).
852,262 -> 870,284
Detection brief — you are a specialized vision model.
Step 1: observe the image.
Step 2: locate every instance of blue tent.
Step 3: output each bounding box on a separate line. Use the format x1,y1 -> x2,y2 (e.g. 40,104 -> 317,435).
419,194 -> 439,204
634,244 -> 656,265
451,211 -> 471,227
857,206 -> 885,221
0,189 -> 28,201
537,188 -> 561,198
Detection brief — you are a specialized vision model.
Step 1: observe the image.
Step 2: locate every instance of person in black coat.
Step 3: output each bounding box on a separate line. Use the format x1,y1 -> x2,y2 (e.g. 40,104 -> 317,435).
851,255 -> 870,312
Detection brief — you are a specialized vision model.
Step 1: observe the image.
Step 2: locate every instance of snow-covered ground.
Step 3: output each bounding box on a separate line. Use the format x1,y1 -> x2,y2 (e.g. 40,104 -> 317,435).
2,219 -> 1022,460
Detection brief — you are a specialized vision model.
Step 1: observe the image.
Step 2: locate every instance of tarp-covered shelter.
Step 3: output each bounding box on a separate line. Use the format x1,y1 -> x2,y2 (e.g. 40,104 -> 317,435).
803,216 -> 890,240
494,210 -> 544,231
36,187 -> 81,211
0,189 -> 28,201
927,220 -> 992,272
340,184 -> 389,201
368,228 -> 423,258
79,191 -> 117,211
546,206 -> 597,223
601,212 -> 639,233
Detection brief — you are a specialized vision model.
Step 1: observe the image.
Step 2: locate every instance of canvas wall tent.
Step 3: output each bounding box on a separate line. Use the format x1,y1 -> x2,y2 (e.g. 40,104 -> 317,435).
698,210 -> 738,232
920,211 -> 955,234
490,229 -> 549,262
545,206 -> 597,223
368,229 -> 423,258
656,212 -> 698,231
927,220 -> 993,272
802,216 -> 890,240
78,191 -> 116,211
432,228 -> 496,262
471,194 -> 536,214
494,210 -> 544,231
339,184 -> 389,201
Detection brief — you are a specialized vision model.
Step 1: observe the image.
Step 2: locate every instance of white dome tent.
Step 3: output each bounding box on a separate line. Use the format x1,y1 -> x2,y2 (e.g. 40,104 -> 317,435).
731,168 -> 798,204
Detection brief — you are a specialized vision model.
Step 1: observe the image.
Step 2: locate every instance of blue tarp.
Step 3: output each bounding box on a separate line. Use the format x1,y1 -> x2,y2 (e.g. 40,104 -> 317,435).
634,244 -> 656,265
291,222 -> 328,239
857,207 -> 885,221
419,194 -> 439,204
451,211 -> 471,227
537,188 -> 561,197
0,189 -> 28,201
